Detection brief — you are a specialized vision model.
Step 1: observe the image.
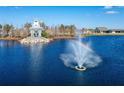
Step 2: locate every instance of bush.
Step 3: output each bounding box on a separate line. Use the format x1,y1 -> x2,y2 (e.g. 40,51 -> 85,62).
41,31 -> 48,38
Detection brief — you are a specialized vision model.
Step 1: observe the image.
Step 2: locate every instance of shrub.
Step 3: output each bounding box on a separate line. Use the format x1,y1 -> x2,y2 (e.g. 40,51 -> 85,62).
41,31 -> 48,38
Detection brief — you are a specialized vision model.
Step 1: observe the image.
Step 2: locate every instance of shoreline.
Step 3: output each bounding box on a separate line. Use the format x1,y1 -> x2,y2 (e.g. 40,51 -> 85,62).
81,33 -> 124,37
53,36 -> 75,40
1,33 -> 124,41
0,37 -> 22,41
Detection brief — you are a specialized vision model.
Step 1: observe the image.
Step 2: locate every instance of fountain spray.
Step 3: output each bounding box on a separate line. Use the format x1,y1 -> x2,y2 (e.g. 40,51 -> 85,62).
60,29 -> 102,71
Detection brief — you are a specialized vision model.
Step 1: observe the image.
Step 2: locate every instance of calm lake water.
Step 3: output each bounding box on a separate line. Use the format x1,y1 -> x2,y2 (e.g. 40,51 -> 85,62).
0,36 -> 124,86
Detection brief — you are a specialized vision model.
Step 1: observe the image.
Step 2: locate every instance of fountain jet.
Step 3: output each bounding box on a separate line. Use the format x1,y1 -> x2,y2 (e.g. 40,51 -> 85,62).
60,30 -> 102,71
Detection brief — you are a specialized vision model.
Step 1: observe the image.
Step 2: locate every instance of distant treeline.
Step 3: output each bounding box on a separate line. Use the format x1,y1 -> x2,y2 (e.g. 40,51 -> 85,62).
0,23 -> 76,39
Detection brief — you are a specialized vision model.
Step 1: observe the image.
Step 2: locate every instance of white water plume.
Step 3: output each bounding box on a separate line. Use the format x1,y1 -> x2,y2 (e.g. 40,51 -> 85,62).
60,38 -> 102,69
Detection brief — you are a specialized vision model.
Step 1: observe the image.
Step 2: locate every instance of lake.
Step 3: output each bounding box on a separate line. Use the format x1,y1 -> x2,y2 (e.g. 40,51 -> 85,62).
0,36 -> 124,86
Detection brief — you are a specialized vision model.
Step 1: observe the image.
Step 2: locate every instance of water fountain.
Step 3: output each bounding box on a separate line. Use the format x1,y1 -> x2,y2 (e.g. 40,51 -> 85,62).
60,30 -> 102,71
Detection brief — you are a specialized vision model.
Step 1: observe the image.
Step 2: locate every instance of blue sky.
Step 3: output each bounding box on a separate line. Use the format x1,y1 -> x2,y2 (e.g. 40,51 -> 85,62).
0,6 -> 124,29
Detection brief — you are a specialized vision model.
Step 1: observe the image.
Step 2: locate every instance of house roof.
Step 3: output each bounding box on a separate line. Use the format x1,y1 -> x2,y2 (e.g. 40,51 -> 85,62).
108,29 -> 124,31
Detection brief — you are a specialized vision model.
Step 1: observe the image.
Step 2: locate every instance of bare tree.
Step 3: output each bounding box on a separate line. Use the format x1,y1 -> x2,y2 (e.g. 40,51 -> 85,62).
24,23 -> 32,31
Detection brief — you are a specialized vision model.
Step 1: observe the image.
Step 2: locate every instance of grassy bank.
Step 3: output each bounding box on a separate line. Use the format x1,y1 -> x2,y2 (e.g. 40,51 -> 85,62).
0,37 -> 22,41
1,33 -> 124,41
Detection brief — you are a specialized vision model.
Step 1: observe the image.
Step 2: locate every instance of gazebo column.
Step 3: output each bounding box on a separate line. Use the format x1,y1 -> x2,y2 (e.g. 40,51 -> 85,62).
38,30 -> 42,37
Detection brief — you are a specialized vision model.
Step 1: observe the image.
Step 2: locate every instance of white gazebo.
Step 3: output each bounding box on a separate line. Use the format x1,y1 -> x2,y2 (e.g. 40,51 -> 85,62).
20,20 -> 51,44
30,20 -> 44,38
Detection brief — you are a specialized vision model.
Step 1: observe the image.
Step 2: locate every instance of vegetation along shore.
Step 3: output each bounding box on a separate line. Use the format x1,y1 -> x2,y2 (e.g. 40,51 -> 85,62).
1,22 -> 124,42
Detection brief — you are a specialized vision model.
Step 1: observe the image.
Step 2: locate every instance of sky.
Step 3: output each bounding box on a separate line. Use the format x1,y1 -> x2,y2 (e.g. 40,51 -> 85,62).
0,6 -> 124,29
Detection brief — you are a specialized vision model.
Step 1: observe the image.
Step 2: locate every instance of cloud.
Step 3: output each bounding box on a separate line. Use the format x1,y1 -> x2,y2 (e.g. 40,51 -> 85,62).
105,10 -> 119,14
104,6 -> 113,9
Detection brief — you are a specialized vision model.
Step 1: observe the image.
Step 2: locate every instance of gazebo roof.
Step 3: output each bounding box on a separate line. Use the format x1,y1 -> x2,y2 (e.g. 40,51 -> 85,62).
30,20 -> 44,31
30,27 -> 43,30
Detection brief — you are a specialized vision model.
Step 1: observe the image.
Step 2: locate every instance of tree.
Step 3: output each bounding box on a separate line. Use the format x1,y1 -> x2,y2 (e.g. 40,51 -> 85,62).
39,22 -> 49,31
59,24 -> 65,35
20,29 -> 30,38
64,25 -> 71,35
8,30 -> 14,37
3,24 -> 14,35
39,22 -> 45,28
13,29 -> 20,37
8,25 -> 15,37
0,24 -> 2,29
70,25 -> 76,36
24,23 -> 32,31
64,25 -> 76,36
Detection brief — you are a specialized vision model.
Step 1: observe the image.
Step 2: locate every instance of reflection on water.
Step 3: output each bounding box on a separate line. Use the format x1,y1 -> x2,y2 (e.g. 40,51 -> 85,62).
0,40 -> 18,48
0,40 -> 19,62
28,44 -> 44,82
76,72 -> 84,85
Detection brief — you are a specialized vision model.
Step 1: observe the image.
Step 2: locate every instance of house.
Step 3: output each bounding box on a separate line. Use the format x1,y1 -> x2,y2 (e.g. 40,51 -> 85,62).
109,29 -> 124,33
81,28 -> 95,34
95,27 -> 108,33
